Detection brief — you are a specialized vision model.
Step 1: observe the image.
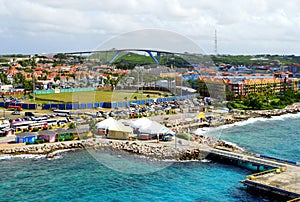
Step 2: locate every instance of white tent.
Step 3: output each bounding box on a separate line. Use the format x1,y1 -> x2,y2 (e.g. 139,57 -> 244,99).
96,117 -> 132,133
130,117 -> 152,129
139,121 -> 169,134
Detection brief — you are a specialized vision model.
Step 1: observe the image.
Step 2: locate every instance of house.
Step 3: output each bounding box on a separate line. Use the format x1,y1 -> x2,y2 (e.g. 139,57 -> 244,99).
0,128 -> 13,137
38,131 -> 57,143
56,128 -> 73,141
0,84 -> 13,92
68,125 -> 90,139
15,132 -> 38,143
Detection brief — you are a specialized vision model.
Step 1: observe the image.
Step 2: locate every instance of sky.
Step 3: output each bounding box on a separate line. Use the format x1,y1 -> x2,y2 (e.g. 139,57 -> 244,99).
1,0 -> 300,55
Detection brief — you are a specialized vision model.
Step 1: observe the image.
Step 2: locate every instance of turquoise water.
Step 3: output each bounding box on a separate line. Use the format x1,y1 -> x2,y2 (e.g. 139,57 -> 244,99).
207,114 -> 300,162
1,115 -> 299,202
0,151 -> 264,202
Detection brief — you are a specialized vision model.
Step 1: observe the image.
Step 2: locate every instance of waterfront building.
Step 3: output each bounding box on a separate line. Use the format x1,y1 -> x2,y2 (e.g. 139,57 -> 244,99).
15,132 -> 38,143
192,75 -> 298,100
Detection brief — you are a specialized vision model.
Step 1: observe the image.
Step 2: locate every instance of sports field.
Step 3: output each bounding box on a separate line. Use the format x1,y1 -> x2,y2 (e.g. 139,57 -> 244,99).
35,90 -> 171,103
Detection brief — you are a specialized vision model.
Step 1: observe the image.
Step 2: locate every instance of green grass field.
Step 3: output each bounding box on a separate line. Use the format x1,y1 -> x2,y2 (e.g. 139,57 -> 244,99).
35,90 -> 171,103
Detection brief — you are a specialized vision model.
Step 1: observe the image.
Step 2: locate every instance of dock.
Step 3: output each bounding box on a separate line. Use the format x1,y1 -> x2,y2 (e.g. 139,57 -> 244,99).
205,147 -> 300,200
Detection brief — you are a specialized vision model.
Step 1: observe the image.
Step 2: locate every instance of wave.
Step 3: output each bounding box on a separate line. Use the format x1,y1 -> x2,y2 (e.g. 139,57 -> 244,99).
0,149 -> 76,161
162,159 -> 205,163
0,154 -> 46,160
222,140 -> 245,152
268,112 -> 300,120
47,149 -> 76,156
194,112 -> 300,134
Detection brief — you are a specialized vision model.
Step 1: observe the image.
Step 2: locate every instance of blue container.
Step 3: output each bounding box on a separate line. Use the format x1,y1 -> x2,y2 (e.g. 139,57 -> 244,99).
50,104 -> 58,110
66,103 -> 72,110
73,103 -> 79,109
29,104 -> 36,109
94,102 -> 99,108
80,103 -> 87,109
43,104 -> 51,110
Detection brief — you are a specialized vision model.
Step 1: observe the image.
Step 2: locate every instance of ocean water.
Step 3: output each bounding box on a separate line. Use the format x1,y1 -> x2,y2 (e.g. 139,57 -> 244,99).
206,113 -> 300,162
0,114 -> 299,202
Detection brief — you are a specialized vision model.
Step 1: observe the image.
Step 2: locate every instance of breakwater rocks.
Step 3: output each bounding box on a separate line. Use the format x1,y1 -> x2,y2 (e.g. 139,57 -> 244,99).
252,108 -> 300,118
237,108 -> 300,119
0,139 -> 211,161
0,141 -> 86,156
98,141 -> 185,160
96,141 -> 209,160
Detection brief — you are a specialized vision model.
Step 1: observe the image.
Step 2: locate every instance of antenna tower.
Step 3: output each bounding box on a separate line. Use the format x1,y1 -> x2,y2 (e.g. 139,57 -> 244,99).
214,29 -> 218,55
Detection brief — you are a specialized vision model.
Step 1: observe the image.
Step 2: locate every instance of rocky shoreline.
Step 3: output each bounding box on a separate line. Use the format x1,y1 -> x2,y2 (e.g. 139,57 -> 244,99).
210,107 -> 300,126
0,138 -> 214,161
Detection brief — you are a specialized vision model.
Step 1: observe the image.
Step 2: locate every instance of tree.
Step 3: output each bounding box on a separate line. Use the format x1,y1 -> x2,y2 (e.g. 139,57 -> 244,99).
53,53 -> 67,60
88,119 -> 98,137
104,75 -> 120,90
24,80 -> 33,90
0,73 -> 10,84
243,92 -> 263,109
124,97 -> 128,107
54,75 -> 60,82
69,122 -> 76,129
146,94 -> 150,104
18,60 -> 29,67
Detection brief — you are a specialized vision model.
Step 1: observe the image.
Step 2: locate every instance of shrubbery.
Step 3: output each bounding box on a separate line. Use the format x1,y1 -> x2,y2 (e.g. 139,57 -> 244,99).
228,89 -> 300,110
34,139 -> 46,144
176,133 -> 190,140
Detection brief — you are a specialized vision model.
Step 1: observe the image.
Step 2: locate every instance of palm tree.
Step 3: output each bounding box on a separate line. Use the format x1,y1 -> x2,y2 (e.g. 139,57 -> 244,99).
124,97 -> 128,108
146,94 -> 150,104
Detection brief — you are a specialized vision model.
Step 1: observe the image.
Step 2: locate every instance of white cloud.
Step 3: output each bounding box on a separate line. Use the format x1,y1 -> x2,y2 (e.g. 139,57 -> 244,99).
0,0 -> 300,54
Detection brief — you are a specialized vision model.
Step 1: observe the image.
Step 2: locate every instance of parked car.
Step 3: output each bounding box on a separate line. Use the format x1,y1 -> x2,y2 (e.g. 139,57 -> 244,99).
11,111 -> 20,115
25,112 -> 35,117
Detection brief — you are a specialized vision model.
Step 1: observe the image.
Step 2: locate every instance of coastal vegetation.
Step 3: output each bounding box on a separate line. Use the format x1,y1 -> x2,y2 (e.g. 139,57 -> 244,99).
227,89 -> 300,110
211,54 -> 300,66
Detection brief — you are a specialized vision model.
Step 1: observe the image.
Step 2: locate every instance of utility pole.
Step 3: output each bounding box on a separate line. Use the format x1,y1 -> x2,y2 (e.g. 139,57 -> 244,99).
31,56 -> 35,102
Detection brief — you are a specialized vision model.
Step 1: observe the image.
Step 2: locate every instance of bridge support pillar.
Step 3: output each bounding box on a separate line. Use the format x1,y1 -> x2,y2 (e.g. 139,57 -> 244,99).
146,51 -> 160,65
109,50 -> 121,64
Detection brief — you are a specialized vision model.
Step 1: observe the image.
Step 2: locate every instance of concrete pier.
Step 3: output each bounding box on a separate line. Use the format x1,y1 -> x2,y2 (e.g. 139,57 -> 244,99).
241,165 -> 300,200
205,147 -> 300,200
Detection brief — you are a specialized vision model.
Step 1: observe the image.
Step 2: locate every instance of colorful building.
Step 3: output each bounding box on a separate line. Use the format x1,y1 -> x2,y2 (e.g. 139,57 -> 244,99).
195,76 -> 299,100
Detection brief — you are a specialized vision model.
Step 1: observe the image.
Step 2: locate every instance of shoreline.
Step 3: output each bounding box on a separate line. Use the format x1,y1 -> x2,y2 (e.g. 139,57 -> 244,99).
0,138 -> 210,161
195,110 -> 300,135
0,107 -> 299,160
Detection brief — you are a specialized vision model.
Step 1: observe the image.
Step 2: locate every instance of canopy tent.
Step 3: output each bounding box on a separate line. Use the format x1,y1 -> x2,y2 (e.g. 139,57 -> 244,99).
96,117 -> 133,140
138,120 -> 169,135
96,117 -> 132,132
129,117 -> 152,129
